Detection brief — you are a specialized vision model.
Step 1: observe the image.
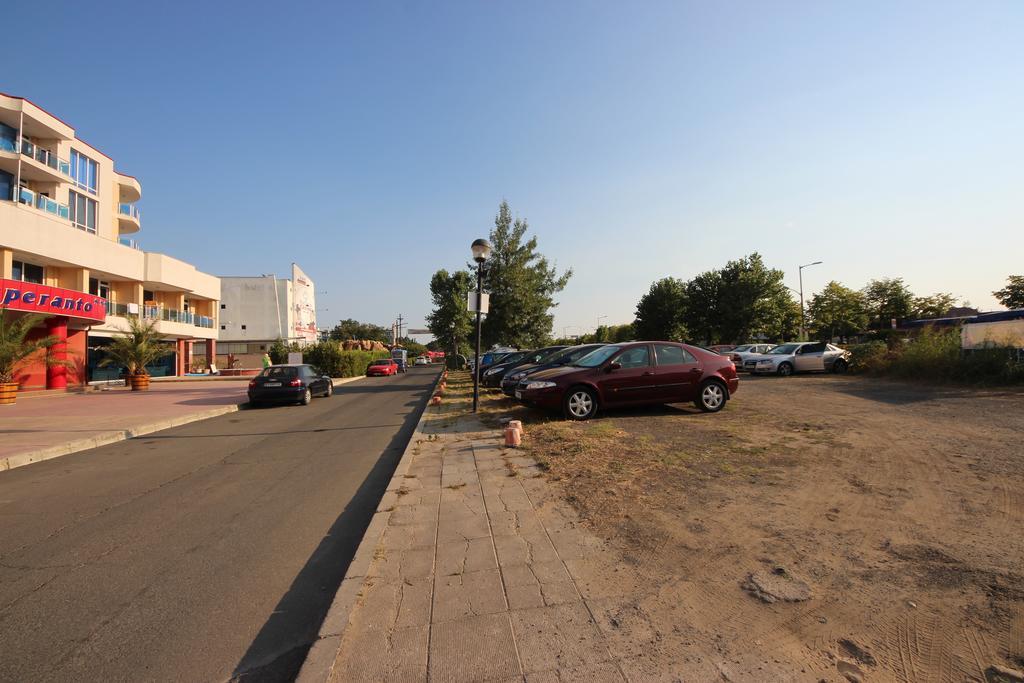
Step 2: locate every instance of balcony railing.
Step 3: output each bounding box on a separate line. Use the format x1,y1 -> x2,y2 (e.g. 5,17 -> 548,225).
105,301 -> 130,317
18,186 -> 70,220
141,305 -> 215,329
20,138 -> 72,177
118,237 -> 141,250
118,203 -> 141,222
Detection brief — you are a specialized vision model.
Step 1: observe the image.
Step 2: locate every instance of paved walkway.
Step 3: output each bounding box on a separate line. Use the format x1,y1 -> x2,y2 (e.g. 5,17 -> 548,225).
0,383 -> 249,470
320,410 -> 646,682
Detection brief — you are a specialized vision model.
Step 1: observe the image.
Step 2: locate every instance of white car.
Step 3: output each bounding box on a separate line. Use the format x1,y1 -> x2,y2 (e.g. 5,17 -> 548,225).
414,356 -> 430,366
728,344 -> 776,371
744,342 -> 850,376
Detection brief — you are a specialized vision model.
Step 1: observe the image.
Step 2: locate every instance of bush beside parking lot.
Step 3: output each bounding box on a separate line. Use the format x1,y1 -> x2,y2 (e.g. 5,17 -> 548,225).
848,329 -> 1024,384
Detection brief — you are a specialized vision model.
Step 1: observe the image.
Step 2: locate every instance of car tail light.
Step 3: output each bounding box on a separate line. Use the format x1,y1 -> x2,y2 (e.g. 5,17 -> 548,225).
248,380 -> 256,389
289,378 -> 302,387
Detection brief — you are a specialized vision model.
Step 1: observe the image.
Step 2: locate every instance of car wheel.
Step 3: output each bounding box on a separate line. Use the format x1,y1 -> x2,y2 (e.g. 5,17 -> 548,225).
696,380 -> 727,413
832,359 -> 848,374
324,382 -> 333,397
563,387 -> 598,421
777,362 -> 793,377
301,388 -> 312,405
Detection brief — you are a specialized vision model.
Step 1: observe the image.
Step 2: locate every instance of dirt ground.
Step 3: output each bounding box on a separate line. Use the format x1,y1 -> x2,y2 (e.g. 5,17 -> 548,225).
458,370 -> 1024,681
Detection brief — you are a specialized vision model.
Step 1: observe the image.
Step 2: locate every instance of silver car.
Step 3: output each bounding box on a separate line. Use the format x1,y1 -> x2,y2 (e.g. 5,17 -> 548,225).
728,343 -> 776,371
744,342 -> 850,376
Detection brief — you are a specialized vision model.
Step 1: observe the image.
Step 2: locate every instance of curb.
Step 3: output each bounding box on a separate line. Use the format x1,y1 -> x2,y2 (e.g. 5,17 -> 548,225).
0,405 -> 242,472
0,376 -> 368,473
295,371 -> 442,683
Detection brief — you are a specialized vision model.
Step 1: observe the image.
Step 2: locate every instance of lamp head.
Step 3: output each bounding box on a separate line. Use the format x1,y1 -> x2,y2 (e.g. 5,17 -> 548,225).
471,238 -> 492,263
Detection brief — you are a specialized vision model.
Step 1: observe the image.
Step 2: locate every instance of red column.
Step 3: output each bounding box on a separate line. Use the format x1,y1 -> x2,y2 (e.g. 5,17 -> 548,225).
176,338 -> 186,377
46,316 -> 68,390
206,339 -> 216,372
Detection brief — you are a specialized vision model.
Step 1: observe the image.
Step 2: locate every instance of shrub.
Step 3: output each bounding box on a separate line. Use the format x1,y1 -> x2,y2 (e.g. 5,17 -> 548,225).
889,328 -> 960,380
303,341 -> 389,377
847,340 -> 890,374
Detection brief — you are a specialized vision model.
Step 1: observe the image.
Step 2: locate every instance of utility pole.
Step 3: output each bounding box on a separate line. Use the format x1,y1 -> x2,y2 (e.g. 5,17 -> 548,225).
396,313 -> 404,343
798,261 -> 823,341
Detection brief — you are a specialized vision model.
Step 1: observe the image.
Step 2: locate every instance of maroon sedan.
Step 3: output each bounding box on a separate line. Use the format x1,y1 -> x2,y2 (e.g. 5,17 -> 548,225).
515,341 -> 739,420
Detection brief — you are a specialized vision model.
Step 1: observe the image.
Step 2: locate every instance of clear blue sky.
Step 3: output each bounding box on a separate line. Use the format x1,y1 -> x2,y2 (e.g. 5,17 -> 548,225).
7,1 -> 1022,337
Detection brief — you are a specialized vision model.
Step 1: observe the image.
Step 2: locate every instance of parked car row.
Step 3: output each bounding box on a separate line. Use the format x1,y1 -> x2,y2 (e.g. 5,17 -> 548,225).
741,341 -> 850,376
488,341 -> 739,420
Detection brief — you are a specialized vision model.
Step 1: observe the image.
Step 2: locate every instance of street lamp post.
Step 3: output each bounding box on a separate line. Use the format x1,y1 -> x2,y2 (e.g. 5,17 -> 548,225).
798,261 -> 823,341
471,238 -> 492,413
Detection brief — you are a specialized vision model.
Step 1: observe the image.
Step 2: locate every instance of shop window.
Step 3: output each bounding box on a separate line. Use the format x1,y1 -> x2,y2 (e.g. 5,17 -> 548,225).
12,260 -> 44,284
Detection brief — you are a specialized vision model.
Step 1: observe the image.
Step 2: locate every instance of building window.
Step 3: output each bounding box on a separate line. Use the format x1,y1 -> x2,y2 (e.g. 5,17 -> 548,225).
88,277 -> 110,298
12,260 -> 45,284
70,149 -> 98,194
220,303 -> 226,309
220,325 -> 226,330
241,325 -> 247,330
69,191 -> 97,233
0,122 -> 16,153
0,169 -> 12,202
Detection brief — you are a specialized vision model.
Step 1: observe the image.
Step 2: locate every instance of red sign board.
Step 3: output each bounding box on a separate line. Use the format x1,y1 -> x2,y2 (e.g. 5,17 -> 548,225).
0,278 -> 107,323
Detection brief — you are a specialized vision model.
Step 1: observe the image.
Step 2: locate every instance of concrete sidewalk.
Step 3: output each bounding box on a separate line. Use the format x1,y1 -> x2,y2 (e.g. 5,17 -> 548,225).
303,407 -> 648,682
0,378 -> 363,471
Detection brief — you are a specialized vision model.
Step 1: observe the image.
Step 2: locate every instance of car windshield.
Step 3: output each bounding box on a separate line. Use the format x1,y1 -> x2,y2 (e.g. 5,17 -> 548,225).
767,343 -> 801,355
533,347 -> 566,364
501,352 -> 528,365
733,345 -> 752,352
261,366 -> 297,378
370,360 -> 391,366
573,345 -> 621,367
483,352 -> 508,365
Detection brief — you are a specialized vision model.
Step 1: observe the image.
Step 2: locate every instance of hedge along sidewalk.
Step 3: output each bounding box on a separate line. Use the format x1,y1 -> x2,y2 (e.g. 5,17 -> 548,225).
0,376 -> 366,472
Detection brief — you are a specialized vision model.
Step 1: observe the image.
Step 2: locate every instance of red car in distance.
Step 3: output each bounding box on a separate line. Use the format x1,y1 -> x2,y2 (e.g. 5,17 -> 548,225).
366,358 -> 399,376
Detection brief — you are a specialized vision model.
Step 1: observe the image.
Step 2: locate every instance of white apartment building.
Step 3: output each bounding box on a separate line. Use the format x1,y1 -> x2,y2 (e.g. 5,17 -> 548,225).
218,264 -> 317,363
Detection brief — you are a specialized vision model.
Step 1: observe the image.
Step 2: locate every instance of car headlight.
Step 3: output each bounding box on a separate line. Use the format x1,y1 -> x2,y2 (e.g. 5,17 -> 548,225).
525,381 -> 557,390
509,372 -> 524,381
757,359 -> 773,364
484,367 -> 500,376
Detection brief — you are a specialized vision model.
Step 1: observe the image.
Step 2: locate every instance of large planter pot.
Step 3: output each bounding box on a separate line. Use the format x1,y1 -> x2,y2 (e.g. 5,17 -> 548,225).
128,374 -> 151,391
0,382 -> 18,405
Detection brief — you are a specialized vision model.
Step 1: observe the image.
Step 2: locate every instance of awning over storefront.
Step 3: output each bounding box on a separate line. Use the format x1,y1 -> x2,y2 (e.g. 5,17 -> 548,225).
0,278 -> 106,323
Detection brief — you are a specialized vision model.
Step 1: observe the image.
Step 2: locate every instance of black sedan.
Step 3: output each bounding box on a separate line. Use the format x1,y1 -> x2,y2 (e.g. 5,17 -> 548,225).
248,364 -> 333,406
482,346 -> 568,388
500,344 -> 604,396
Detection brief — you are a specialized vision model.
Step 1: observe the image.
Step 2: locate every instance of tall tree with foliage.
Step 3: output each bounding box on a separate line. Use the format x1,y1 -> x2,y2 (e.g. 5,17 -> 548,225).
481,201 -> 572,348
863,278 -> 915,329
329,319 -> 390,343
807,281 -> 869,340
993,275 -> 1024,309
715,253 -> 795,342
426,269 -> 474,357
912,293 -> 957,319
683,269 -> 724,344
634,277 -> 688,341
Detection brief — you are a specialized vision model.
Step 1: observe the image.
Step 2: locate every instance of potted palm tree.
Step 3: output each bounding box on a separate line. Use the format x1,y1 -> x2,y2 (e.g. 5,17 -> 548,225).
98,316 -> 172,391
0,312 -> 73,405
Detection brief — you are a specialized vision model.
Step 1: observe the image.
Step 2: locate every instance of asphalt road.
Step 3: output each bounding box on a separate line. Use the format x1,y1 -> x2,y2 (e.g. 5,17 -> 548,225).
0,367 -> 440,683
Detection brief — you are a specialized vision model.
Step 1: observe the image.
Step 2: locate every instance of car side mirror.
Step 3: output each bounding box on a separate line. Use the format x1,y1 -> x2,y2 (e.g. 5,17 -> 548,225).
606,361 -> 622,372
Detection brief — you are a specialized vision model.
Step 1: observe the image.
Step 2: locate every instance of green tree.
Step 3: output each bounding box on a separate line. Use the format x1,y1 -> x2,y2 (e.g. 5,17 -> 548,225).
683,269 -> 724,344
329,319 -> 390,343
714,253 -> 797,343
993,275 -> 1024,309
98,316 -> 173,376
426,269 -> 474,357
912,293 -> 957,319
863,278 -> 915,329
807,281 -> 869,340
481,201 -> 572,348
634,277 -> 688,341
